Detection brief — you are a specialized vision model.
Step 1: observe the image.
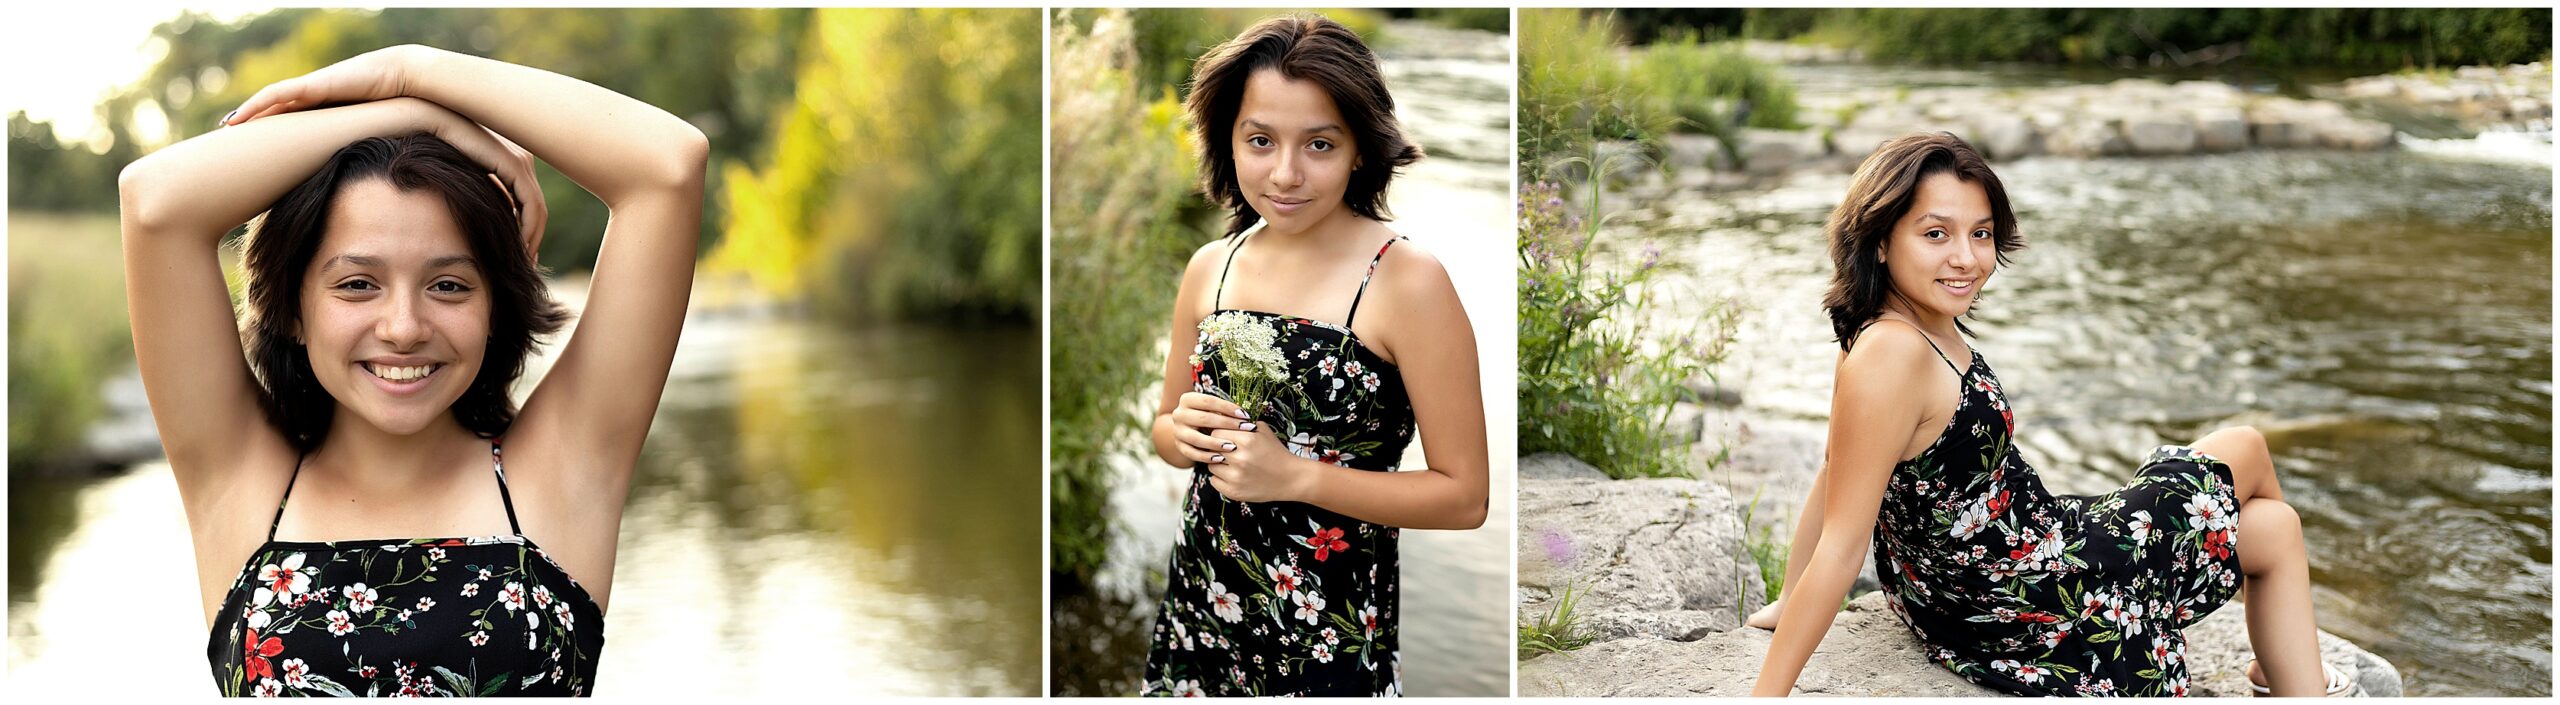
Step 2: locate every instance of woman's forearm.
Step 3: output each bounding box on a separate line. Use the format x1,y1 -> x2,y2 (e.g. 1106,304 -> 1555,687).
1299,459 -> 1487,530
120,99 -> 429,240
393,45 -> 706,205
1752,536 -> 1866,695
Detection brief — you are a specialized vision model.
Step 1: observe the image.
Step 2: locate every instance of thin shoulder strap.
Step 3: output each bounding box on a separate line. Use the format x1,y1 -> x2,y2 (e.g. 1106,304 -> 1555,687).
1213,231 -> 1253,310
267,454 -> 307,542
1343,236 -> 1406,328
490,439 -> 524,536
1860,317 -> 1962,376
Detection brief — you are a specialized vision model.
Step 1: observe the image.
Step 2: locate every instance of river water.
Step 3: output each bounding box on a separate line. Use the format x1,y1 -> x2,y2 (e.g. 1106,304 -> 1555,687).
1048,20 -> 1517,697
1620,63 -> 2551,696
7,304 -> 1044,696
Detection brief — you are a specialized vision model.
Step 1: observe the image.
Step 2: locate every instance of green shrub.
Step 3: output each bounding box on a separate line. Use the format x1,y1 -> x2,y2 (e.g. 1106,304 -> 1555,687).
1047,9 -> 1217,581
1631,33 -> 1801,139
1516,174 -> 1738,480
1518,9 -> 1670,182
7,214 -> 134,473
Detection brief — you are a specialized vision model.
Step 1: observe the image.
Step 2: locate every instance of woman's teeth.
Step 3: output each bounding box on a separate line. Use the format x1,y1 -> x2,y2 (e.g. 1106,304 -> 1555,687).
367,363 -> 437,382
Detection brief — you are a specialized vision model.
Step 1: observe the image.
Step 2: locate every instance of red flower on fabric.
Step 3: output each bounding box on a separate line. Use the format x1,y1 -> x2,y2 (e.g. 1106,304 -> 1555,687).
1988,490 -> 2011,515
242,628 -> 285,681
1304,527 -> 1350,561
2204,529 -> 2235,560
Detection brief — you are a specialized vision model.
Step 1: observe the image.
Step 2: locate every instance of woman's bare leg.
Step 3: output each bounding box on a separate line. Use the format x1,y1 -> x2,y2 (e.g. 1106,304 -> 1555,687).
2196,426 -> 2326,696
1747,464 -> 1829,629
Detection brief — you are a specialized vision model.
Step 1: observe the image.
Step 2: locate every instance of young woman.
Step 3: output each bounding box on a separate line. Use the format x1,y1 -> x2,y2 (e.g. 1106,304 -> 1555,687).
1748,133 -> 2342,697
119,45 -> 704,696
1138,14 -> 1489,697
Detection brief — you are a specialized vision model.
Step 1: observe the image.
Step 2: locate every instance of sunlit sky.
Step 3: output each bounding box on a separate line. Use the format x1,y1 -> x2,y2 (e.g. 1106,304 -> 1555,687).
2,2 -> 271,150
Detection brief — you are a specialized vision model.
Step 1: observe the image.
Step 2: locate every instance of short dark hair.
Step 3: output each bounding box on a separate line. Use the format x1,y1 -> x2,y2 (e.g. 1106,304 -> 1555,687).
1822,131 -> 2020,350
1184,13 -> 1423,236
239,133 -> 570,451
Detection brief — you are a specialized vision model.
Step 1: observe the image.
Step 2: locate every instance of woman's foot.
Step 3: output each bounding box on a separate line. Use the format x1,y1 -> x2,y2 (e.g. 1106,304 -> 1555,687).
1746,599 -> 1782,630
2247,659 -> 2355,697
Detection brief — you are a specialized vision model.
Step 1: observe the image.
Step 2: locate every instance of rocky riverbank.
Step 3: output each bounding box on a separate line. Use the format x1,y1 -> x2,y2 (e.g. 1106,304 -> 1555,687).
1515,398 -> 2407,696
1571,59 -> 2548,195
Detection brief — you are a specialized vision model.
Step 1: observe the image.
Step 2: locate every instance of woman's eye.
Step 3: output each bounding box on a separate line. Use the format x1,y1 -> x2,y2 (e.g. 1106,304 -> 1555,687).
1924,229 -> 1948,240
1246,135 -> 1272,149
430,280 -> 472,294
337,280 -> 376,292
1972,229 -> 1993,240
1308,139 -> 1333,152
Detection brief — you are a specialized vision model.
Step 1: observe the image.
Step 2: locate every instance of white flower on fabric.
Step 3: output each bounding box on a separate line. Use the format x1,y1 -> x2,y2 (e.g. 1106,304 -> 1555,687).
325,609 -> 354,636
1208,582 -> 1245,623
1294,590 -> 1326,625
344,583 -> 379,613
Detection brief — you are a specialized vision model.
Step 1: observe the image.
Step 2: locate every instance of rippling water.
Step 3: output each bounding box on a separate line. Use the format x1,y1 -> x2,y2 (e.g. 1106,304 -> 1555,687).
1625,131 -> 2550,694
1049,21 -> 1517,697
7,311 -> 1043,696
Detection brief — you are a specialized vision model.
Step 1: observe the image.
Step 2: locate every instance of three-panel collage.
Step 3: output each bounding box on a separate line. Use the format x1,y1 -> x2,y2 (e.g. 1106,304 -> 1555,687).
3,3 -> 2550,699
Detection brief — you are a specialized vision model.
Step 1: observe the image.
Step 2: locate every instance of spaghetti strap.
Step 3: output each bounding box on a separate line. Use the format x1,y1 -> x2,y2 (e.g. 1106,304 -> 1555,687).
490,439 -> 523,536
1212,231 -> 1253,310
1342,236 -> 1405,328
268,455 -> 307,542
1860,317 -> 1964,376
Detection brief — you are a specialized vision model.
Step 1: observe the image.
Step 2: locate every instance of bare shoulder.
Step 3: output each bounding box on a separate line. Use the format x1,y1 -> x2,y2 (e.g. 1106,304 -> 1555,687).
1836,320 -> 1941,390
1371,233 -> 1458,308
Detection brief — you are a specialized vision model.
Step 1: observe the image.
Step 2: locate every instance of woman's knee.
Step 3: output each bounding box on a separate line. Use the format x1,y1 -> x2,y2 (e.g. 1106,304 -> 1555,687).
2236,497 -> 2304,575
2199,425 -> 2277,497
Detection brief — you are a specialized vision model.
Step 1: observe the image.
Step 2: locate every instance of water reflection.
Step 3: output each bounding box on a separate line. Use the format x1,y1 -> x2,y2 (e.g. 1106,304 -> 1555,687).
5,314 -> 1043,697
1635,133 -> 2550,694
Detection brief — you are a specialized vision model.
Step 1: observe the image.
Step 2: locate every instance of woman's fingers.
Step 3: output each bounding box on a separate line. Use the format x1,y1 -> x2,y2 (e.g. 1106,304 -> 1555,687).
229,48 -> 410,126
1179,392 -> 1249,420
1176,425 -> 1238,454
482,127 -> 546,256
1174,407 -> 1255,434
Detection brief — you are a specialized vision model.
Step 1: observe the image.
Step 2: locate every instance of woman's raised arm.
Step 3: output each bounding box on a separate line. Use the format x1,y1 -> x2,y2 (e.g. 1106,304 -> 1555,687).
228,45 -> 708,484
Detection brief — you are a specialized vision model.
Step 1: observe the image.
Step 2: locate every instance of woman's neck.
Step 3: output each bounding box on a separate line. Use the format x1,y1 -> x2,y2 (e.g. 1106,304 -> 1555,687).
1878,295 -> 1962,341
307,413 -> 484,487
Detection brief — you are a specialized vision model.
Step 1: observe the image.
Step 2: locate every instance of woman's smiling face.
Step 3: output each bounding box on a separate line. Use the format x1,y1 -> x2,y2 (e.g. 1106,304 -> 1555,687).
1881,171 -> 1999,321
1232,68 -> 1358,234
297,178 -> 490,436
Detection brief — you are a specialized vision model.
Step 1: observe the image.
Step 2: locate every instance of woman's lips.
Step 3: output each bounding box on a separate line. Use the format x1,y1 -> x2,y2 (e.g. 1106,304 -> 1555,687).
361,362 -> 442,397
1266,195 -> 1310,216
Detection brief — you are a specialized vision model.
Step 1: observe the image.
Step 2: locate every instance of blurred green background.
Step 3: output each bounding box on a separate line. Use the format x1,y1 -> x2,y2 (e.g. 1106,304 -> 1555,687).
10,7 -> 1042,697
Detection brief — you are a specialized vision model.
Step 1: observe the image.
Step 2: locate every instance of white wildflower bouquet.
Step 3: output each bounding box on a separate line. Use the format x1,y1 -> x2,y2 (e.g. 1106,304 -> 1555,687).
1195,311 -> 1291,419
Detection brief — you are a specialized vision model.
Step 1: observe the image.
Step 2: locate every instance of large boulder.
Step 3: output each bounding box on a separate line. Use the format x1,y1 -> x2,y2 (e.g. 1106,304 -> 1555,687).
1517,455 -> 1764,643
1520,591 -> 2405,697
2124,116 -> 2200,155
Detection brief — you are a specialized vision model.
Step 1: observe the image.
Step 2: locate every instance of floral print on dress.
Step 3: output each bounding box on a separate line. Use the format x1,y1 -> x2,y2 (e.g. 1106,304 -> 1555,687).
210,534 -> 604,696
1141,308 -> 1416,697
1872,343 -> 2243,697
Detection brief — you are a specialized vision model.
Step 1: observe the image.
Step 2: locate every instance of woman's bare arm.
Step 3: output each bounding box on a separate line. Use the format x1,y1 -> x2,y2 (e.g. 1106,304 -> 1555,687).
1278,244 -> 1487,530
1752,325 -> 1938,695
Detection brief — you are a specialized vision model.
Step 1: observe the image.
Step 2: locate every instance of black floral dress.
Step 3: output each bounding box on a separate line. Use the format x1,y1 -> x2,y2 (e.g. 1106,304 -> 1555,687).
1140,235 -> 1416,697
208,441 -> 605,696
1870,330 -> 2244,697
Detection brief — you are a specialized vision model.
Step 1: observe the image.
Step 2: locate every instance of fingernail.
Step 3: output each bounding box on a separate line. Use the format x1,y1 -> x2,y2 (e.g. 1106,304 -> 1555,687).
1231,409 -> 1250,419
218,110 -> 235,127
1211,455 -> 1225,463
1239,422 -> 1255,432
1222,442 -> 1236,451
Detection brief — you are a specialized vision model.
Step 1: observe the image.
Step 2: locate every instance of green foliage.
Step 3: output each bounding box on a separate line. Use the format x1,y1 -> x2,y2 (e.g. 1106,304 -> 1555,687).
1738,486 -> 1788,608
6,114 -> 130,213
1054,8 -> 1392,108
1406,8 -> 1509,34
7,215 -> 133,472
713,8 -> 1042,322
1518,578 -> 1597,658
1749,8 -> 2552,68
1517,9 -> 1667,182
1047,9 -> 1217,581
1518,10 -> 1799,182
1516,175 -> 1738,480
1630,31 -> 1801,140
125,8 -> 812,273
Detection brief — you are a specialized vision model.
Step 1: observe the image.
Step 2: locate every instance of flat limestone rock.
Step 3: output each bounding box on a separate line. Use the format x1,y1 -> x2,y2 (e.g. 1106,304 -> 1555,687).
1517,457 -> 1763,643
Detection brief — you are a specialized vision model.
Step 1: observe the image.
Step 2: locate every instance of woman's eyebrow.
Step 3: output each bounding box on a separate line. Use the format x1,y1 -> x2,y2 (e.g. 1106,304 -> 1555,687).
427,255 -> 479,270
1240,118 -> 1344,135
